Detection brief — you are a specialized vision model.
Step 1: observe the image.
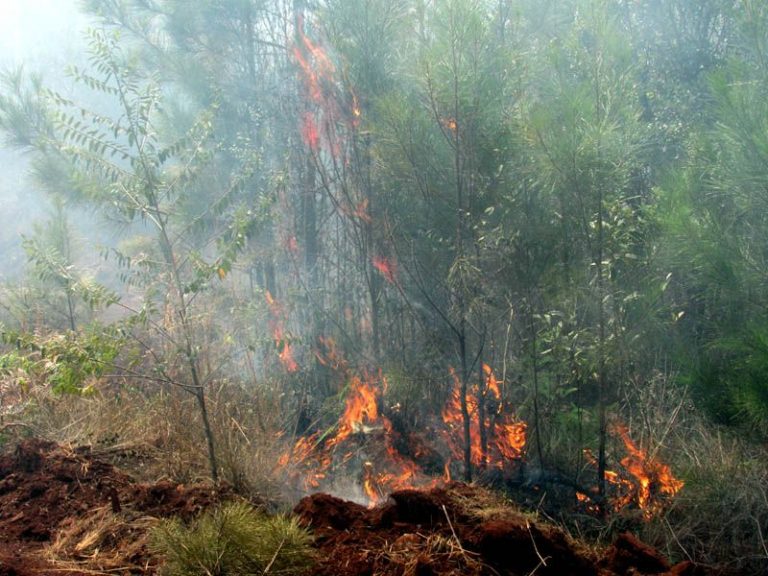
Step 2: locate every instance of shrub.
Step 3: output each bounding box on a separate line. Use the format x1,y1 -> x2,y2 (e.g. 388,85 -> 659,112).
150,502 -> 314,576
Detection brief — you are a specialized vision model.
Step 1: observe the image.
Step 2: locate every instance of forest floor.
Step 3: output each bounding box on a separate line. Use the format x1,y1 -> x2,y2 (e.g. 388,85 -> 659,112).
0,437 -> 711,576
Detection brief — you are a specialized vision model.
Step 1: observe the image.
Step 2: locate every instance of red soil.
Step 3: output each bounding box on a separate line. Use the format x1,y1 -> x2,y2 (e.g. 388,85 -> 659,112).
294,483 -> 709,576
0,438 -> 713,576
0,438 -> 232,575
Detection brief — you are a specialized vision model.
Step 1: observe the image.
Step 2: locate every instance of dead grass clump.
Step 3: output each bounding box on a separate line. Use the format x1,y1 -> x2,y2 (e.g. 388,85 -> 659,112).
45,505 -> 160,574
447,483 -> 529,524
642,430 -> 768,574
380,532 -> 485,576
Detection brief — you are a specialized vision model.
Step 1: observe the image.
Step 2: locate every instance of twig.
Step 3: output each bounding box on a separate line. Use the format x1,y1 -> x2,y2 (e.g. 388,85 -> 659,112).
526,520 -> 549,571
263,536 -> 286,574
664,516 -> 693,563
0,422 -> 37,433
755,516 -> 768,559
441,504 -> 468,558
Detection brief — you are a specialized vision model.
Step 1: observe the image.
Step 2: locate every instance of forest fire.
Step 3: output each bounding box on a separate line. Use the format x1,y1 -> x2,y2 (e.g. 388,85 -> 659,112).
579,424 -> 684,518
278,367 -> 435,506
278,354 -> 683,518
278,358 -> 526,506
441,365 -> 527,475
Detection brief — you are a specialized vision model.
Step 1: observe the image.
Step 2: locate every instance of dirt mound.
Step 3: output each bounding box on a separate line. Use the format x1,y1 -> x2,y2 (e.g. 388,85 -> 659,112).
0,439 -> 716,576
0,438 -> 234,575
295,483 -> 704,576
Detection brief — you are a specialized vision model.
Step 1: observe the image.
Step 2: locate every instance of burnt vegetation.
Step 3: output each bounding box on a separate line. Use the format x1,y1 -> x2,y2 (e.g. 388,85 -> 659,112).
0,0 -> 766,575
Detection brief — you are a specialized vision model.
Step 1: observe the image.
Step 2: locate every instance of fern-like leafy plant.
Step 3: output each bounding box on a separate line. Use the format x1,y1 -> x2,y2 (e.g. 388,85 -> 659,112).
150,502 -> 314,576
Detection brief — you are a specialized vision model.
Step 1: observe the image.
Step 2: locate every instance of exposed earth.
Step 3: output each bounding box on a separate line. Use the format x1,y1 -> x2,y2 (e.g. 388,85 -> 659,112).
0,438 -> 712,576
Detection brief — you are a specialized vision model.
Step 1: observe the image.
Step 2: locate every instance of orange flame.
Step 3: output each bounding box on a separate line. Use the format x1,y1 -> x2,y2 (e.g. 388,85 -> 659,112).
279,343 -> 436,506
580,425 -> 684,519
442,117 -> 458,133
612,423 -> 684,518
441,365 -> 526,471
293,14 -> 358,159
342,198 -> 371,224
301,112 -> 320,151
328,374 -> 382,447
265,291 -> 299,373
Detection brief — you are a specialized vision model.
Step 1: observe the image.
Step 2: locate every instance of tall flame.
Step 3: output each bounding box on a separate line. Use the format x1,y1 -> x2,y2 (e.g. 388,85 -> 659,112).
441,364 -> 526,474
279,340 -> 435,507
293,14 -> 358,160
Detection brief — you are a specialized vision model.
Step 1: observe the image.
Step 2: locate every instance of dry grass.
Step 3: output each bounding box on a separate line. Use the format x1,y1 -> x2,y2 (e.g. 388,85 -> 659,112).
45,506 -> 160,574
621,373 -> 768,574
448,483 -> 528,524
8,380 -> 290,503
379,531 -> 486,576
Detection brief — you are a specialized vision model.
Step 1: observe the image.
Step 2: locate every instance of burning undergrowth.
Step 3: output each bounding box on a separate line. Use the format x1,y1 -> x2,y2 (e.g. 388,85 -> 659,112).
276,338 -> 684,521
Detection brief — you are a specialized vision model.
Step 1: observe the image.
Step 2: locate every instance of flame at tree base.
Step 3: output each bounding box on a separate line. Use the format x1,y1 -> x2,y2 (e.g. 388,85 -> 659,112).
276,349 -> 682,518
578,423 -> 684,519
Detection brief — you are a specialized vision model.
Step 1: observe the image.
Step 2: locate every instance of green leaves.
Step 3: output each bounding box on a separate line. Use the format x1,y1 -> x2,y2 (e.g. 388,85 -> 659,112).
0,327 -> 124,395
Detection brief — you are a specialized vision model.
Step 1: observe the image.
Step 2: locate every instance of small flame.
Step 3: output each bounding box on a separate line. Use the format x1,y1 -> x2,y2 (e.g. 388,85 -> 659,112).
442,117 -> 458,133
580,425 -> 684,519
301,112 -> 320,151
329,374 -> 382,446
613,423 -> 684,519
372,256 -> 398,285
279,341 -> 299,373
285,235 -> 299,254
279,344 -> 436,506
265,291 -> 299,373
350,199 -> 372,223
441,365 -> 526,470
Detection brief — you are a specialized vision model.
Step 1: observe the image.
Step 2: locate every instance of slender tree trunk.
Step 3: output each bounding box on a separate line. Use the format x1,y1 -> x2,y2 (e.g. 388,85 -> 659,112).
529,300 -> 545,468
459,325 -> 472,482
65,284 -> 76,332
593,49 -> 608,504
478,355 -> 488,470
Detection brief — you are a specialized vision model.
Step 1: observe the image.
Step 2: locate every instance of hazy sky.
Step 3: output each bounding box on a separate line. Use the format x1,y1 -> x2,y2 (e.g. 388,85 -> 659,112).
0,0 -> 88,65
0,1 -> 93,279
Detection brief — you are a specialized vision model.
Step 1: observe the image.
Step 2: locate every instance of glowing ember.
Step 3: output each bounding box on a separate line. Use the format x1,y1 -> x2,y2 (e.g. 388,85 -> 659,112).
372,256 -> 398,285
